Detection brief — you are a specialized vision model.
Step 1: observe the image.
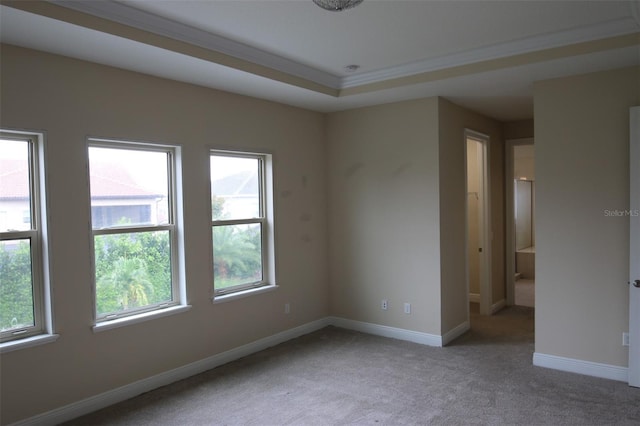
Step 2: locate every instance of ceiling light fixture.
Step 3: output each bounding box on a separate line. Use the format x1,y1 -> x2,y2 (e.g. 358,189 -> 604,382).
312,0 -> 364,12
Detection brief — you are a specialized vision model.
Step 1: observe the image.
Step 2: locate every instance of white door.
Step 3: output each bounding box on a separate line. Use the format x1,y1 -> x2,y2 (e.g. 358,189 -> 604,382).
630,106 -> 639,388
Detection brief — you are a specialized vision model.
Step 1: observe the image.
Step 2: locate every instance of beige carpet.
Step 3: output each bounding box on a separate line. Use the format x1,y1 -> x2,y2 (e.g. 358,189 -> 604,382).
64,307 -> 639,425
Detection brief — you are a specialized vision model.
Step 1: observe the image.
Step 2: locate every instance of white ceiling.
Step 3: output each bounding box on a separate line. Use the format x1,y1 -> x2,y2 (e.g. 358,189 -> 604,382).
1,0 -> 639,121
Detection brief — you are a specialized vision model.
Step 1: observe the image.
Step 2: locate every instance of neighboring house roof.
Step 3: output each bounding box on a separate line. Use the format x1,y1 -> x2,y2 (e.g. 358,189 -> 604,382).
0,159 -> 161,200
213,171 -> 258,197
88,162 -> 161,200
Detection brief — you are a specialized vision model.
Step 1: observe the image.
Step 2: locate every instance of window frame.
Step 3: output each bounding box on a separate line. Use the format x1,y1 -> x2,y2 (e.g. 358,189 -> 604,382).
88,138 -> 183,324
0,131 -> 51,344
210,149 -> 276,297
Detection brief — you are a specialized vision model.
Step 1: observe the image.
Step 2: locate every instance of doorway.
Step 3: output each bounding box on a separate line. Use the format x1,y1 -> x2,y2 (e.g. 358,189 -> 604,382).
465,130 -> 491,315
506,139 -> 535,308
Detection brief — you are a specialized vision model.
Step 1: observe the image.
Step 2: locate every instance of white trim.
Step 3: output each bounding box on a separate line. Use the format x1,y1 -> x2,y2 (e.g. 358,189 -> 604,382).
629,106 -> 640,387
505,138 -> 535,307
209,150 -> 277,298
465,130 -> 492,316
52,0 -> 341,89
340,17 -> 640,88
533,352 -> 629,382
442,321 -> 470,346
0,130 -> 52,344
92,305 -> 192,333
52,0 -> 639,91
0,333 -> 59,354
87,139 -> 186,326
213,284 -> 279,304
19,317 -> 638,425
491,299 -> 506,314
329,316 -> 443,347
466,295 -> 504,315
11,318 -> 331,426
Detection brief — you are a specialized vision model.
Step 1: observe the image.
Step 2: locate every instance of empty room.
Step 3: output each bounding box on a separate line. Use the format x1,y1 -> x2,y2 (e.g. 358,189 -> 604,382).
1,1 -> 639,425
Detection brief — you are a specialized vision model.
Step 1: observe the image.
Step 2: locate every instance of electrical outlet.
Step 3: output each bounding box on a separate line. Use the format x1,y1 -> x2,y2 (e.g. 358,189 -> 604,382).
284,303 -> 290,314
381,299 -> 388,310
623,332 -> 630,346
404,303 -> 411,314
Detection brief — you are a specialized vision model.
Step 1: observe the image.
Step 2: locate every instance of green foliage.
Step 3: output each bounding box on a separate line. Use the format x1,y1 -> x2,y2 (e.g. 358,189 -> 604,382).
1,201 -> 263,325
212,195 -> 226,220
0,241 -> 34,331
211,196 -> 263,289
94,231 -> 171,315
213,224 -> 262,289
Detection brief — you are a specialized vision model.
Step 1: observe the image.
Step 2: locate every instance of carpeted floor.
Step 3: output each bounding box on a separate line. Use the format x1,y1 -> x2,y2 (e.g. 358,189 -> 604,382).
64,307 -> 639,425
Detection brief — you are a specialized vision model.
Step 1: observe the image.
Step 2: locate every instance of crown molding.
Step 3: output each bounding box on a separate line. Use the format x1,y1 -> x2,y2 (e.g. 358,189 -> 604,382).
31,0 -> 640,94
341,16 -> 640,89
51,0 -> 342,89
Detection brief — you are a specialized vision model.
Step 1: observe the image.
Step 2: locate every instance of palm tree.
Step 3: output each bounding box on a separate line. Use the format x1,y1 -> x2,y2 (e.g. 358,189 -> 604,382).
213,225 -> 261,287
97,257 -> 153,311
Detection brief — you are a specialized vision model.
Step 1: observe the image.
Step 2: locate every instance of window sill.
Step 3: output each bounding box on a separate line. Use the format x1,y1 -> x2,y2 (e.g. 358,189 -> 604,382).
0,333 -> 60,354
213,284 -> 279,304
93,304 -> 192,333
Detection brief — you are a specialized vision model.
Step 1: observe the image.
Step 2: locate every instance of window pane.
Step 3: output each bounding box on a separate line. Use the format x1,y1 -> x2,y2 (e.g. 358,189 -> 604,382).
213,223 -> 262,290
89,147 -> 169,228
211,155 -> 260,220
0,139 -> 31,232
0,239 -> 35,331
94,230 -> 172,316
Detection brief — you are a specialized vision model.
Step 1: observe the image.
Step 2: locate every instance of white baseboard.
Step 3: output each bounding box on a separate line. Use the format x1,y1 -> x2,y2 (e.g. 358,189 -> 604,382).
533,352 -> 628,383
491,299 -> 506,314
328,316 -> 443,347
442,320 -> 470,346
28,318 -> 608,426
469,296 -> 505,315
10,318 -> 331,426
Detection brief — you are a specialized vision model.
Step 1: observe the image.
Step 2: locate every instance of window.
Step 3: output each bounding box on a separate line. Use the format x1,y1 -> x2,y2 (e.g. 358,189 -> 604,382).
210,151 -> 275,296
89,140 -> 183,322
0,132 -> 49,343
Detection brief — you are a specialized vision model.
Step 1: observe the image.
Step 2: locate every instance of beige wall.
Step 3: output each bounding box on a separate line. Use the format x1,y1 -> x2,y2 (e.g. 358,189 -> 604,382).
326,97 -> 504,337
9,42 -> 637,425
503,119 -> 534,140
438,98 -> 504,329
514,145 -> 535,180
326,98 -> 443,334
535,66 -> 640,366
0,45 -> 329,424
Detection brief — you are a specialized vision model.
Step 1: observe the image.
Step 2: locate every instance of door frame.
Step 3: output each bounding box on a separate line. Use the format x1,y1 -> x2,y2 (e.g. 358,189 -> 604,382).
465,129 -> 492,315
629,106 -> 639,387
505,138 -> 534,306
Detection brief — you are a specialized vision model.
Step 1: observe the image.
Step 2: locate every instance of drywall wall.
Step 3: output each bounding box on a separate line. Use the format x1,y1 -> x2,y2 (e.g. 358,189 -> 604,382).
0,45 -> 329,424
438,98 -> 504,330
534,66 -> 640,366
504,119 -> 534,140
326,97 -> 504,337
326,98 -> 442,334
514,144 -> 535,180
